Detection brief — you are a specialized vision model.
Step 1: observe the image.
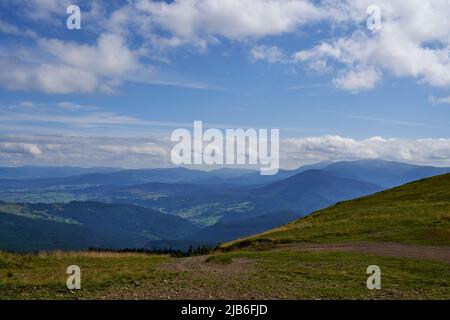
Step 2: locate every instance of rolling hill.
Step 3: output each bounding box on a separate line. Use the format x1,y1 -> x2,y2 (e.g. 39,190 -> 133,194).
0,201 -> 198,252
181,211 -> 300,244
219,169 -> 382,223
220,173 -> 450,250
86,169 -> 382,228
219,161 -> 334,185
0,167 -> 211,190
145,170 -> 383,245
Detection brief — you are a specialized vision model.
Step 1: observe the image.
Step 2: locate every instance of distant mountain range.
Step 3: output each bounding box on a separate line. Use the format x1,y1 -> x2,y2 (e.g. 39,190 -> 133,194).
1,159 -> 449,252
0,167 -> 256,191
1,160 -> 448,188
322,159 -> 450,188
0,166 -> 121,180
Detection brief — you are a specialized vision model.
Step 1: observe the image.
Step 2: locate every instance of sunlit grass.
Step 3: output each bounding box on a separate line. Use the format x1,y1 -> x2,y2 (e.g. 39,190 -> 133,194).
221,175 -> 450,250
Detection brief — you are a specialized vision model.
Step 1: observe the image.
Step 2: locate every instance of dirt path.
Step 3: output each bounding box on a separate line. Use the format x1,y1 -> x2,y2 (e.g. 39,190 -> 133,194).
102,256 -> 262,300
163,256 -> 255,273
280,242 -> 450,263
101,244 -> 449,299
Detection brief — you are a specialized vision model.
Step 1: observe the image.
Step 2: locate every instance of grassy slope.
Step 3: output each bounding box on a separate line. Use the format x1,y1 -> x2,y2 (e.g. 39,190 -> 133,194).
220,174 -> 450,250
1,250 -> 448,299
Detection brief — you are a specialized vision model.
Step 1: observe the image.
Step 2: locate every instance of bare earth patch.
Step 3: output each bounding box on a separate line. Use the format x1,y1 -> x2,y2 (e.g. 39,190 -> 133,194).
101,256 -> 265,300
280,242 -> 450,263
162,256 -> 255,273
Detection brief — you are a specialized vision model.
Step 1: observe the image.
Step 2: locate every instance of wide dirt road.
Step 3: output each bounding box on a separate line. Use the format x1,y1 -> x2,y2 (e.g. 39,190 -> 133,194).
281,242 -> 450,263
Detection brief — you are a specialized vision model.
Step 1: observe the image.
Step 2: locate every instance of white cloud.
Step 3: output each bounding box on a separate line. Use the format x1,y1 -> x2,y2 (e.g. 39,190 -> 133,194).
0,142 -> 42,156
2,133 -> 450,168
143,0 -> 450,91
293,42 -> 342,72
282,135 -> 450,167
0,57 -> 100,94
292,0 -> 450,91
0,135 -> 172,168
0,33 -> 149,94
333,67 -> 381,92
38,34 -> 139,77
429,95 -> 450,105
2,0 -> 450,94
135,0 -> 324,45
250,45 -> 287,64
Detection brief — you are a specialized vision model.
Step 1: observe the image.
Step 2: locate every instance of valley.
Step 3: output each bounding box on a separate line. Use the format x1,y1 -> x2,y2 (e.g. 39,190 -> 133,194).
0,160 -> 449,251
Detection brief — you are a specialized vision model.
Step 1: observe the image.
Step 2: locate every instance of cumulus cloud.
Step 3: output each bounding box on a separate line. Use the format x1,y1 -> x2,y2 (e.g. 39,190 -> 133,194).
0,33 -> 147,94
39,34 -> 139,77
292,0 -> 450,91
2,0 -> 450,94
135,0 -> 323,45
0,57 -> 100,94
333,67 -> 381,92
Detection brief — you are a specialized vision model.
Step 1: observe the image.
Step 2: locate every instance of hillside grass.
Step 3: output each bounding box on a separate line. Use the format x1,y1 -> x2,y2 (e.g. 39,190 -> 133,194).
1,250 -> 448,299
220,174 -> 450,251
0,251 -> 171,299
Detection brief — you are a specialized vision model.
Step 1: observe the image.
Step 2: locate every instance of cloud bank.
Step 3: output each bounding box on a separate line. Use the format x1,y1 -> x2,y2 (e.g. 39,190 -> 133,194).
2,133 -> 450,169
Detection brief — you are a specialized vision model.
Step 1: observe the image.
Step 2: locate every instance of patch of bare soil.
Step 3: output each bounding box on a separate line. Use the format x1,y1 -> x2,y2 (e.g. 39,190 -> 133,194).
281,242 -> 450,263
162,256 -> 255,273
101,256 -> 266,300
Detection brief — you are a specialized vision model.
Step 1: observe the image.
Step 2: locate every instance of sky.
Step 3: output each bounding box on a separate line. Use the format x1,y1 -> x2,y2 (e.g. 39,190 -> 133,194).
1,0 -> 450,169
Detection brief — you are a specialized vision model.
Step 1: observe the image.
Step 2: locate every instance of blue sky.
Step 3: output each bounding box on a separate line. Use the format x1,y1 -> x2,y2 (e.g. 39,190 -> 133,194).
1,0 -> 450,168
